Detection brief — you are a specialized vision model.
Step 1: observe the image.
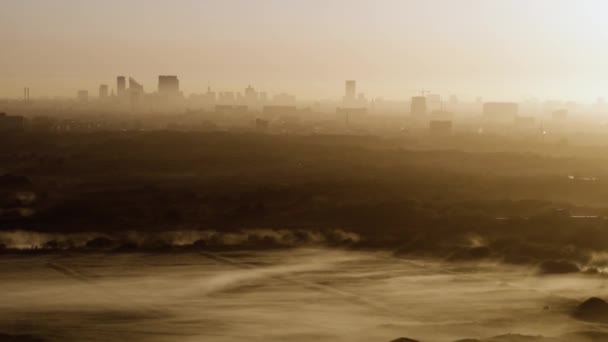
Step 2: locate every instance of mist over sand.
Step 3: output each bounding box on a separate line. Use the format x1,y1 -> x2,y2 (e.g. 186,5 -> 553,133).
1,248 -> 607,342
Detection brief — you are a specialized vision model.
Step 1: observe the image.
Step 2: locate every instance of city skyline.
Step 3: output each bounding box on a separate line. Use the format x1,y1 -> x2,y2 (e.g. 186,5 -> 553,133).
3,0 -> 608,102
8,73 -> 608,106
5,3 -> 608,341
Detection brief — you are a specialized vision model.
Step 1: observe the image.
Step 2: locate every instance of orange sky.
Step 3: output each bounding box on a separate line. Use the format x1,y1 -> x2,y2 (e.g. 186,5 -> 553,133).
2,0 -> 608,102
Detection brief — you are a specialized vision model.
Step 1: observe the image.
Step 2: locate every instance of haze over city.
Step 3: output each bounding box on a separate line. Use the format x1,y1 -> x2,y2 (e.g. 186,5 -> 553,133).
6,1 -> 608,342
3,0 -> 608,101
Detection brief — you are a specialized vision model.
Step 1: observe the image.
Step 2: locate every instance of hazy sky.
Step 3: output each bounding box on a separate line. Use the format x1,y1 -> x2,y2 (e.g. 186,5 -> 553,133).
2,0 -> 608,101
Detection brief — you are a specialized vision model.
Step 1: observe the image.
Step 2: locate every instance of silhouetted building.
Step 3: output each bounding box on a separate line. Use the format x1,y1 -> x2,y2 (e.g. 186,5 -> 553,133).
244,85 -> 258,104
128,78 -> 144,111
158,75 -> 180,95
117,76 -> 126,97
344,80 -> 357,106
129,77 -> 144,93
429,120 -> 452,135
99,84 -> 108,98
77,90 -> 89,102
411,96 -> 427,117
483,102 -> 518,120
0,113 -> 25,132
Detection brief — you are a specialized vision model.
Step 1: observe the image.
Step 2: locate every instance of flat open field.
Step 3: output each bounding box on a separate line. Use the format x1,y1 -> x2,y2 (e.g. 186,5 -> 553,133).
0,249 -> 605,342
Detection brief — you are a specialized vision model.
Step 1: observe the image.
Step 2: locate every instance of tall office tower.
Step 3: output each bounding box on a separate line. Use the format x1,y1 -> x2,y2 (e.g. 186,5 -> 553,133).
117,76 -> 126,97
410,96 -> 427,117
158,75 -> 180,95
99,84 -> 109,98
128,78 -> 144,111
129,77 -> 144,93
344,80 -> 356,106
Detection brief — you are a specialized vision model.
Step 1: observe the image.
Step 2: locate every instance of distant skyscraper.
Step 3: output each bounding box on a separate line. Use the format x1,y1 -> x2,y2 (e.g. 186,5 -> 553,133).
129,77 -> 144,93
158,75 -> 179,95
117,76 -> 126,97
344,80 -> 356,106
99,84 -> 108,98
128,78 -> 144,111
411,96 -> 427,117
345,80 -> 356,98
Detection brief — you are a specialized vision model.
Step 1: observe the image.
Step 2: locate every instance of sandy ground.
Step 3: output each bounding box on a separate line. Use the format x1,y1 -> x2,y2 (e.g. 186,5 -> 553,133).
0,249 -> 606,342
